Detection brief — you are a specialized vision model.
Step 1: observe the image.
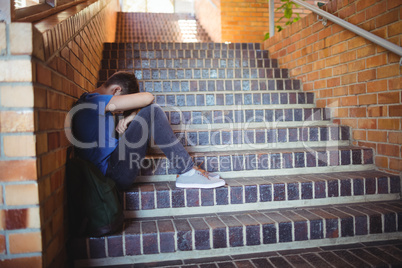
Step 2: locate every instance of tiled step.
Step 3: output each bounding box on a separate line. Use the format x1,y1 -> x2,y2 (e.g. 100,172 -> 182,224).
75,239 -> 402,268
160,107 -> 330,128
136,146 -> 375,182
116,13 -> 212,43
71,200 -> 402,267
104,42 -> 262,51
152,91 -> 314,108
124,170 -> 401,218
101,58 -> 278,71
102,48 -> 269,60
130,79 -> 302,93
162,124 -> 350,152
130,67 -> 290,80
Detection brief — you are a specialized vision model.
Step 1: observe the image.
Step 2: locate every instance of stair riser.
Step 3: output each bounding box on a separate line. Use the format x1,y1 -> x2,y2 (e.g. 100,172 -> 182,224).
101,58 -> 278,70
160,108 -> 330,126
130,68 -> 289,80
125,175 -> 401,218
145,126 -> 350,152
135,148 -> 373,178
151,92 -> 314,108
101,50 -> 269,60
138,79 -> 300,92
104,42 -> 262,50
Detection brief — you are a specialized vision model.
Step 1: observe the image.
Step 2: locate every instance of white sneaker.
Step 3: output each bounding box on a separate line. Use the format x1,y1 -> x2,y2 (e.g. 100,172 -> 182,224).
176,167 -> 225,189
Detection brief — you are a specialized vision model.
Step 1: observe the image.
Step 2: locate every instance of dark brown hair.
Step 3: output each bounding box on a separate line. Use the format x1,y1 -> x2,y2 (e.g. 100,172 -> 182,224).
103,71 -> 139,95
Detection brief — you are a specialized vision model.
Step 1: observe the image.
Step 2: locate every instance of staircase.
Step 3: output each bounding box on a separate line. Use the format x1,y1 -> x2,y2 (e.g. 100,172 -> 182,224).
71,13 -> 402,267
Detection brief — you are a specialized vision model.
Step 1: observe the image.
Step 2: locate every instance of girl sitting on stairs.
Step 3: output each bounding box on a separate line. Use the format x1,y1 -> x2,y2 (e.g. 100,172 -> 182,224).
70,71 -> 225,190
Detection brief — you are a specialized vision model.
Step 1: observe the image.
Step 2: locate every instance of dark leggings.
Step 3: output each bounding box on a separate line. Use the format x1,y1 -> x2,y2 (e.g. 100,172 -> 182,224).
106,104 -> 194,189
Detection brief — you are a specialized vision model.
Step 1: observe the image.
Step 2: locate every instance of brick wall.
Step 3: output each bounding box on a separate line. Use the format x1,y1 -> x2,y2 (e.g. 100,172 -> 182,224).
194,0 -> 221,42
264,0 -> 402,175
0,21 -> 41,267
0,0 -> 119,267
195,0 -> 329,43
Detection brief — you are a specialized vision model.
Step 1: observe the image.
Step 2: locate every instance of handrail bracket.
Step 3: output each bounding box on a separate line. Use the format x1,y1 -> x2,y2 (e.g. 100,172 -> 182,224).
317,15 -> 327,26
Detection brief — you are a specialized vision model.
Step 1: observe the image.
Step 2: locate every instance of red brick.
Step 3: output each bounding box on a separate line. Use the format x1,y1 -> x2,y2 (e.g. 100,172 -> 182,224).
366,1 -> 387,20
389,105 -> 402,117
36,64 -> 52,87
349,84 -> 366,95
333,64 -> 348,76
327,77 -> 341,87
356,0 -> 377,12
333,107 -> 348,117
375,155 -> 389,169
378,143 -> 400,157
376,9 -> 399,28
377,64 -> 400,79
0,256 -> 42,268
366,54 -> 387,68
341,118 -> 358,128
0,234 -> 5,253
349,107 -> 366,117
378,119 -> 400,130
388,20 -> 402,37
333,86 -> 348,97
341,96 -> 358,106
368,106 -> 387,117
358,69 -> 376,82
349,11 -> 366,25
339,51 -> 356,63
326,55 -> 340,67
388,77 -> 401,91
378,91 -> 400,104
0,160 -> 37,182
358,118 -> 377,129
341,73 -> 356,85
353,129 -> 367,140
389,132 -> 402,144
368,130 -> 387,142
367,80 -> 388,93
356,45 -> 376,58
390,158 -> 402,171
348,59 -> 366,72
359,94 -> 377,105
348,36 -> 369,49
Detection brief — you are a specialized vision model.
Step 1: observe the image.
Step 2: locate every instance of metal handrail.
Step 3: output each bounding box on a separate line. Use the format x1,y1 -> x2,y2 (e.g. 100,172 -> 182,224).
269,0 -> 402,64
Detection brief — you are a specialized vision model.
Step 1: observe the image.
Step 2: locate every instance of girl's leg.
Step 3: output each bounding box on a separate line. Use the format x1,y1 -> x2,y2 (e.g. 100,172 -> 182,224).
106,104 -> 194,189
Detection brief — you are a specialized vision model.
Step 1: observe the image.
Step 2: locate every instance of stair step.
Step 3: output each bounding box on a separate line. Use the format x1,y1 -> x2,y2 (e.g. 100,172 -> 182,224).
137,146 -> 374,182
102,48 -> 269,60
151,91 -> 314,108
135,78 -> 301,92
116,13 -> 212,43
101,58 -> 278,71
163,124 -> 349,152
104,42 -> 262,51
129,67 -> 290,80
159,107 -> 330,128
71,200 -> 402,267
124,170 -> 401,218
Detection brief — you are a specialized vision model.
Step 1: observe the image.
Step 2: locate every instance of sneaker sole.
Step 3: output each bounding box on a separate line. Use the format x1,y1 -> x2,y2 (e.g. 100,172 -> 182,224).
176,180 -> 226,189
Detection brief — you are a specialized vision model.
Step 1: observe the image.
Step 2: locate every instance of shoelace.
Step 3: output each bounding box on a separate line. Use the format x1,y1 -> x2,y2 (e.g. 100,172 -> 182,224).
194,163 -> 210,179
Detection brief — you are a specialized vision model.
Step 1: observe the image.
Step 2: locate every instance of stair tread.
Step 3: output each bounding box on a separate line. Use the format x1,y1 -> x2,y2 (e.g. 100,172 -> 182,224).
71,200 -> 402,263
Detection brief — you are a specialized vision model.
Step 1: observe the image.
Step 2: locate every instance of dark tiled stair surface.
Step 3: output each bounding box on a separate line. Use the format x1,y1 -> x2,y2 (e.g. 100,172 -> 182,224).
115,13 -> 211,43
75,239 -> 402,267
72,12 -> 402,267
71,200 -> 402,266
125,171 -> 401,217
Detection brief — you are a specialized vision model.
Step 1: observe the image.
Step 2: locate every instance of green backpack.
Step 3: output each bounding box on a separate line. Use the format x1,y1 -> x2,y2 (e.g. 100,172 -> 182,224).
66,157 -> 124,237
